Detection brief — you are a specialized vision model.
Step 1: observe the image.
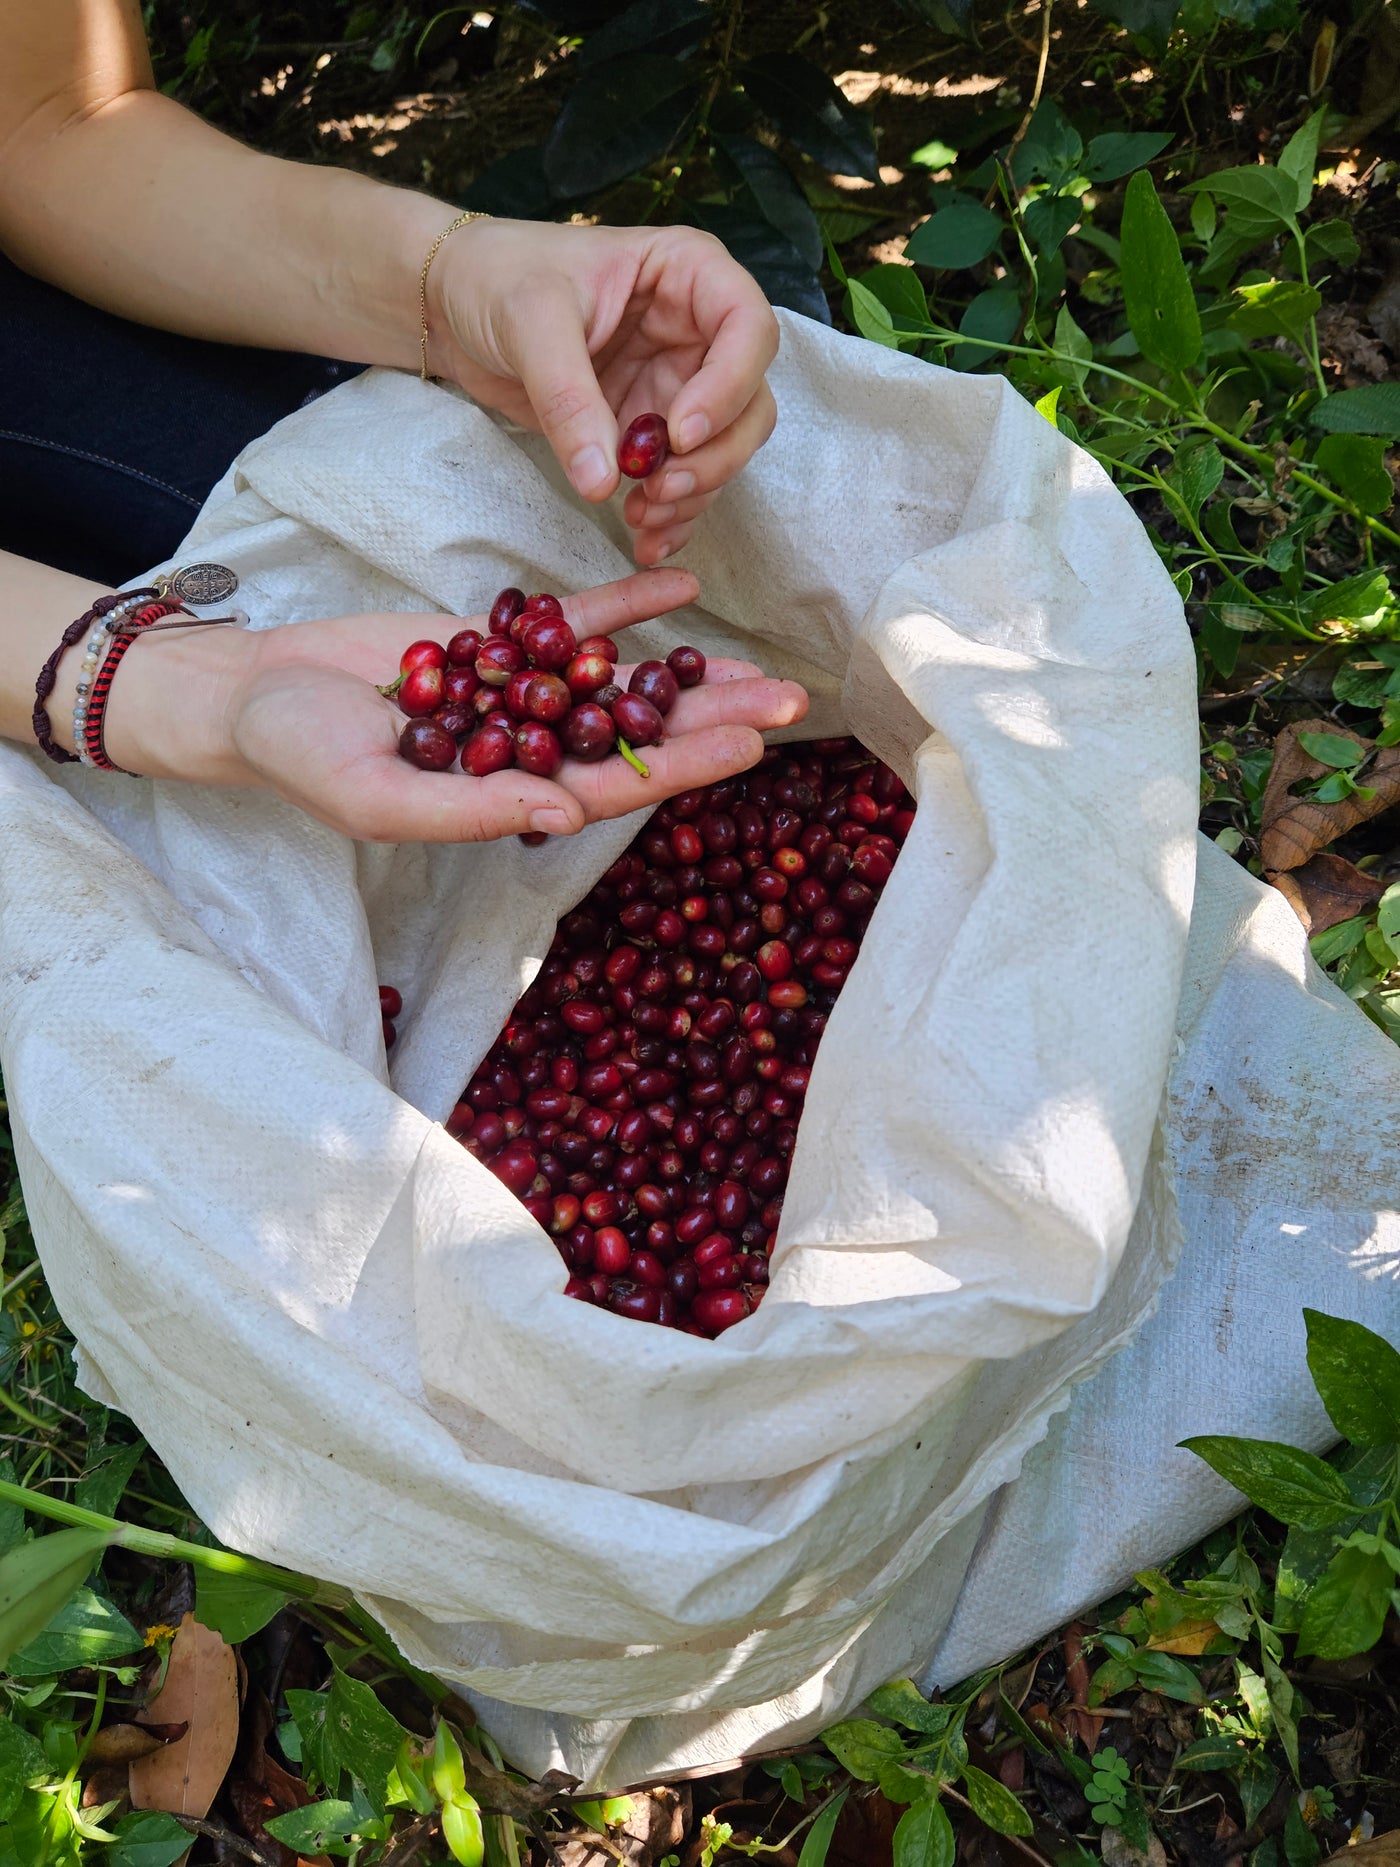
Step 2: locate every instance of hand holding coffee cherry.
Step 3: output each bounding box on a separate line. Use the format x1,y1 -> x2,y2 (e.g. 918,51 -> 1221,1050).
223,569 -> 808,845
385,582 -> 713,789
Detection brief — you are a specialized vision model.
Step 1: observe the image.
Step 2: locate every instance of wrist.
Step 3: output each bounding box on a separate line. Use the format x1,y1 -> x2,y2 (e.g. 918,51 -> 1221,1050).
98,623 -> 264,787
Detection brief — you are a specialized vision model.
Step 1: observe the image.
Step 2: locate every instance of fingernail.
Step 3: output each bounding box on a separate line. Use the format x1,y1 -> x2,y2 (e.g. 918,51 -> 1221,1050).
569,444 -> 611,497
660,470 -> 695,500
677,414 -> 709,451
529,807 -> 577,835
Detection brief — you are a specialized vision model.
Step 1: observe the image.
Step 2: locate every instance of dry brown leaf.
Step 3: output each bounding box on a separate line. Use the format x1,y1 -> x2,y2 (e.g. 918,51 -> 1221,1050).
1322,1834 -> 1400,1867
1145,1618 -> 1223,1656
1259,720 -> 1400,881
86,1721 -> 186,1766
129,1612 -> 239,1821
1270,853 -> 1389,934
557,1787 -> 688,1867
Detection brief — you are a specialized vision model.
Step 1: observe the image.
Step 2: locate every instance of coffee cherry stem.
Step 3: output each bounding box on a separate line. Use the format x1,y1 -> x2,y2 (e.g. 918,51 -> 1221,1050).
377,673 -> 406,699
615,734 -> 651,780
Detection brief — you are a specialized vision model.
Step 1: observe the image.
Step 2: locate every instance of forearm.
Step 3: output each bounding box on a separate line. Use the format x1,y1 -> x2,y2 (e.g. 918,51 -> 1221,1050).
0,86 -> 450,369
3,549 -> 256,784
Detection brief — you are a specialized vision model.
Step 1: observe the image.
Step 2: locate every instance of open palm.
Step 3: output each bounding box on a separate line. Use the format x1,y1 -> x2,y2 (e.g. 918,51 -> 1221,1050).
228,569 -> 806,843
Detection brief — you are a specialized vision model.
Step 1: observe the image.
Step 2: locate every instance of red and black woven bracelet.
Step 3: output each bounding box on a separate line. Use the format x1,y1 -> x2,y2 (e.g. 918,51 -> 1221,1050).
31,589 -> 158,764
82,600 -> 192,774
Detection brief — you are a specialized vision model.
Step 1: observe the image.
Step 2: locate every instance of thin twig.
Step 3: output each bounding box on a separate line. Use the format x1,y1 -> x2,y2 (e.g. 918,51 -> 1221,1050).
996,0 -> 1055,199
174,1814 -> 278,1866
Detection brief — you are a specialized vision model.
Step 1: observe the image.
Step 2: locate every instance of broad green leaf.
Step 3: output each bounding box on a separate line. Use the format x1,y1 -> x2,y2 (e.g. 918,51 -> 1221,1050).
194,1567 -> 289,1646
740,54 -> 878,182
715,134 -> 824,270
952,287 -> 1021,371
1309,917 -> 1370,968
1085,131 -> 1173,183
910,138 -> 959,169
265,1798 -> 365,1850
1035,386 -> 1062,426
1120,170 -> 1201,372
1129,1650 -> 1206,1704
1009,98 -> 1083,189
1316,435 -> 1395,515
821,1718 -> 907,1781
1053,304 -> 1092,392
1310,384 -> 1400,438
847,278 -> 899,348
1088,1655 -> 1138,1704
1278,108 -> 1326,213
0,1529 -> 117,1671
0,1464 -> 24,1560
1228,279 -> 1322,349
442,1794 -> 486,1867
1298,1544 -> 1393,1657
692,203 -> 831,325
106,1811 -> 194,1867
1296,732 -> 1365,770
905,198 -> 1003,270
1305,220 -> 1362,269
324,1669 -> 409,1814
963,1764 -> 1034,1836
1303,570 -> 1395,630
286,1689 -> 337,1793
878,1756 -> 942,1803
1380,883 -> 1400,946
1186,164 -> 1300,230
893,1794 -> 956,1867
1165,440 -> 1224,522
856,263 -> 931,327
1090,0 -> 1181,53
0,1719 -> 47,1823
576,0 -> 712,68
1190,192 -> 1217,243
1119,1786 -> 1152,1855
1180,1436 -> 1356,1528
1304,1310 -> 1400,1446
1022,193 -> 1079,258
797,1788 -> 849,1867
1175,1735 -> 1252,1770
543,54 -> 699,197
432,1720 -> 468,1803
1284,1796 -> 1321,1867
866,1680 -> 956,1736
1332,657 -> 1394,710
8,1584 -> 140,1677
74,1441 -> 144,1522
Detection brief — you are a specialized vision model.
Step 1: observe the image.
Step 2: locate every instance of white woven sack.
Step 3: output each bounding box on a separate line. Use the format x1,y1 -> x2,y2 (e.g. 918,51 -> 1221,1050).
3,310 -> 1214,1786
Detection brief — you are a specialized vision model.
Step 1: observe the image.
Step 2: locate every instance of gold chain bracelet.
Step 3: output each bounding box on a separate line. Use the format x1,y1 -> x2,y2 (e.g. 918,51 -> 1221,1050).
419,210 -> 491,381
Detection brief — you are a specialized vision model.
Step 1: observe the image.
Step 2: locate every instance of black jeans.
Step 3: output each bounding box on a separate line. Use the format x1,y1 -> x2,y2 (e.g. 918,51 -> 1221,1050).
0,253 -> 362,586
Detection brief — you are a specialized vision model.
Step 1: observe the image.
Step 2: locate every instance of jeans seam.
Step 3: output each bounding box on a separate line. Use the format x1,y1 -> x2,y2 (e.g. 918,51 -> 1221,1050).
0,429 -> 201,508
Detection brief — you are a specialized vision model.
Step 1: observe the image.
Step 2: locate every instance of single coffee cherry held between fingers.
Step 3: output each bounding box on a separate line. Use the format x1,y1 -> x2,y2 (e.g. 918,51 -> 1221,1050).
617,412 -> 670,480
629,661 -> 680,717
399,718 -> 458,770
611,691 -> 666,748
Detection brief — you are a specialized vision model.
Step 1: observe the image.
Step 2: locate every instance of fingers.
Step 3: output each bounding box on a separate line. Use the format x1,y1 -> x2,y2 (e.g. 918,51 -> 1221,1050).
562,723 -> 768,819
501,281 -> 622,503
665,278 -> 781,459
347,758 -> 588,844
662,673 -> 807,734
559,569 -> 700,639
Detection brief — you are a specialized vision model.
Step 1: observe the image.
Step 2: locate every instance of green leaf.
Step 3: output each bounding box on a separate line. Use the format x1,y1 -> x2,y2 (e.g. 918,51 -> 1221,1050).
1228,279 -> 1322,349
909,138 -> 959,169
322,1669 -> 409,1815
1278,108 -> 1326,213
1035,386 -> 1062,426
106,1811 -> 195,1867
740,54 -> 878,182
953,287 -> 1021,370
0,1465 -> 25,1561
1022,194 -> 1080,258
797,1789 -> 850,1867
1315,435 -> 1395,516
1088,1656 -> 1139,1704
1180,1436 -> 1357,1528
1009,98 -> 1082,189
892,1795 -> 956,1867
194,1567 -> 289,1646
1190,192 -> 1217,244
1380,882 -> 1400,945
866,1680 -> 956,1736
1053,304 -> 1092,393
576,0 -> 712,68
847,278 -> 899,347
1332,657 -> 1394,710
692,203 -> 831,325
1089,0 -> 1181,53
1297,732 -> 1365,770
1186,165 -> 1300,230
1165,440 -> 1225,522
1304,1310 -> 1400,1446
0,1719 -> 47,1823
1129,1651 -> 1206,1704
74,1442 -> 144,1522
963,1764 -> 1034,1836
1310,385 -> 1400,438
1284,1795 -> 1321,1867
8,1585 -> 141,1677
1175,1735 -> 1253,1770
857,264 -> 931,328
905,197 -> 1003,270
1305,220 -> 1361,270
1085,131 -> 1173,183
1310,917 -> 1370,967
715,134 -> 824,271
1303,570 -> 1395,630
1297,1544 -> 1393,1658
443,1794 -> 486,1867
1120,170 -> 1201,372
543,54 -> 699,197
0,1527 -> 114,1669
265,1798 -> 365,1851
878,1756 -> 942,1804
286,1689 -> 338,1794
821,1718 -> 908,1781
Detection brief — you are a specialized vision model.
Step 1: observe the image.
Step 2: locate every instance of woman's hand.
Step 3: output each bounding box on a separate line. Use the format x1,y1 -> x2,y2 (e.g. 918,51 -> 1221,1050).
104,569 -> 807,843
427,222 -> 779,566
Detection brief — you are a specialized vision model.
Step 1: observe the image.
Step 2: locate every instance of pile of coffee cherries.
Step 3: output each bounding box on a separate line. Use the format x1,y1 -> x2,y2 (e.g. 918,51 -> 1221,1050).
389,587 -> 708,780
404,737 -> 914,1336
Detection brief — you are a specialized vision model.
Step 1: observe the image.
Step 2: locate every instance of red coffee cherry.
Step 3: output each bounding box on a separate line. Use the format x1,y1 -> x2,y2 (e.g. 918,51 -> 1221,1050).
667,645 -> 706,688
617,412 -> 670,479
400,639 -> 448,675
462,724 -> 515,776
489,588 -> 526,636
398,665 -> 446,716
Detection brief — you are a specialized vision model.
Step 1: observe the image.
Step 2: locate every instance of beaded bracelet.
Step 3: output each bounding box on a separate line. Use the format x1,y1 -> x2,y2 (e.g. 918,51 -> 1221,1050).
71,592 -> 165,768
81,599 -> 194,774
32,590 -> 158,765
